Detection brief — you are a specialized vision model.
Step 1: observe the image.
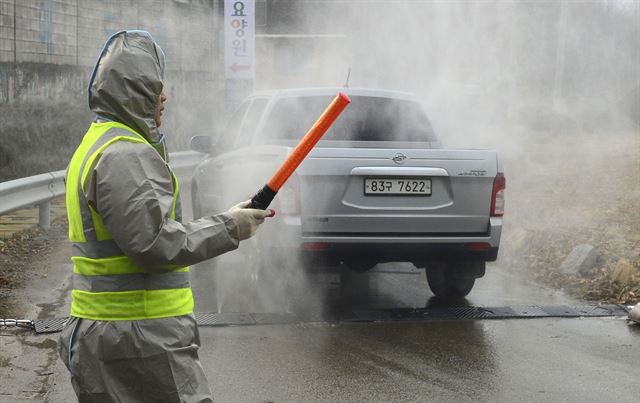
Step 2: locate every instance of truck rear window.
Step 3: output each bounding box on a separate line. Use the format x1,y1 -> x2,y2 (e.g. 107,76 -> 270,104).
261,95 -> 438,142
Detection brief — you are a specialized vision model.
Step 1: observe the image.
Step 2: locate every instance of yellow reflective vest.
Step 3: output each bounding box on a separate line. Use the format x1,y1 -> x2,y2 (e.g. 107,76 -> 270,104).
66,121 -> 193,320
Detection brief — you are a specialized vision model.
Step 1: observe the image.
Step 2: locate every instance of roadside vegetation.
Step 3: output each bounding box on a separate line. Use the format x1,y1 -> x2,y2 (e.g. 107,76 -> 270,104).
0,218 -> 67,316
501,131 -> 640,304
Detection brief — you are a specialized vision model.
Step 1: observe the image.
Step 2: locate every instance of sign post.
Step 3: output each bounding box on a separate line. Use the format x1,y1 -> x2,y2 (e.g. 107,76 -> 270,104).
224,0 -> 255,111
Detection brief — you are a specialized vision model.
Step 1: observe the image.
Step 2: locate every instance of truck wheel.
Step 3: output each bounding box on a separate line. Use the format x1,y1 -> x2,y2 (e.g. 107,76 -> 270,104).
345,260 -> 376,273
425,260 -> 476,299
190,258 -> 219,312
244,238 -> 291,311
340,269 -> 371,301
191,182 -> 203,219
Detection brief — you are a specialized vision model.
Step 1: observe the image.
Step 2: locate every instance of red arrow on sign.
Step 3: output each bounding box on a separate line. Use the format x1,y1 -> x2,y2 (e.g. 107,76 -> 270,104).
230,63 -> 251,72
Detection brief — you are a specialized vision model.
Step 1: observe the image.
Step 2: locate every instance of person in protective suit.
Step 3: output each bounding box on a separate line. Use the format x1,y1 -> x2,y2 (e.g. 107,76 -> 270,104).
58,30 -> 271,402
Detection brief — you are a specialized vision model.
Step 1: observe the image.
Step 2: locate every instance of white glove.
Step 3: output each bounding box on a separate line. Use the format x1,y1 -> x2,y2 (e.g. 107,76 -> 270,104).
226,200 -> 273,241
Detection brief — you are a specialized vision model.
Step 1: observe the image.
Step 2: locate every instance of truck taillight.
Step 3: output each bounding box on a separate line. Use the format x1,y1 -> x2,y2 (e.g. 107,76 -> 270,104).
491,172 -> 505,217
278,174 -> 300,216
465,242 -> 492,251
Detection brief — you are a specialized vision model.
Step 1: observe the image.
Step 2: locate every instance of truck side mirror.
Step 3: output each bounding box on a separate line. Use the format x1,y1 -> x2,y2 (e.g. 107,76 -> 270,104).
190,135 -> 215,153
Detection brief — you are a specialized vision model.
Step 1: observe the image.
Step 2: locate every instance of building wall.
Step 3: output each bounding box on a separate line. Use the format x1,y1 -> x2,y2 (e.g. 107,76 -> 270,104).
0,0 -> 220,181
0,0 -> 216,69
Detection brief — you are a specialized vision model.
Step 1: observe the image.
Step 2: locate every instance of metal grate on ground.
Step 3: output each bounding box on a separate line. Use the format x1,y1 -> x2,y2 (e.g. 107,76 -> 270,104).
24,304 -> 629,334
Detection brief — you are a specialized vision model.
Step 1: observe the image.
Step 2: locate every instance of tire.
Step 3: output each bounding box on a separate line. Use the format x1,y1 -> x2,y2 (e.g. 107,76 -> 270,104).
242,237 -> 291,312
190,258 -> 219,312
345,260 -> 376,273
425,259 -> 481,299
340,269 -> 371,301
191,182 -> 203,219
189,183 -> 219,309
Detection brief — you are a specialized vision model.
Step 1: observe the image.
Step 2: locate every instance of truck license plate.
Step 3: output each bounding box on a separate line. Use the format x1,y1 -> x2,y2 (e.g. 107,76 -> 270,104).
364,178 -> 432,195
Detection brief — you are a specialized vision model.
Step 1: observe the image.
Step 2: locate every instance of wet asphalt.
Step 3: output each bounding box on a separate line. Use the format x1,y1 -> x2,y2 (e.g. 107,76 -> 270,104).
2,190 -> 638,402
5,253 -> 640,403
190,264 -> 640,402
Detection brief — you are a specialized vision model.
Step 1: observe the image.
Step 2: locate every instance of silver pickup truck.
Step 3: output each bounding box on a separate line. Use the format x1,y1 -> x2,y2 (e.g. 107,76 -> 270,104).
190,88 -> 505,299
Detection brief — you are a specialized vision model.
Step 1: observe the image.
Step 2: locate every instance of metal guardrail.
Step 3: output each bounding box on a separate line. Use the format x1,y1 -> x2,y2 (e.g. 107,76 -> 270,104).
0,171 -> 65,230
0,151 -> 204,229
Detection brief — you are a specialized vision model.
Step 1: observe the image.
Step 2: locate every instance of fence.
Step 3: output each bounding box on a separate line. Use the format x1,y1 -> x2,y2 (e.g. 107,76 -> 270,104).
0,151 -> 203,229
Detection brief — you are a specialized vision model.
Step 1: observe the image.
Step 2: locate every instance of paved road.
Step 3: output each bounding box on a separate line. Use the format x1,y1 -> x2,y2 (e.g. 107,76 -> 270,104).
189,262 -> 640,402
1,191 -> 638,402
2,255 -> 638,402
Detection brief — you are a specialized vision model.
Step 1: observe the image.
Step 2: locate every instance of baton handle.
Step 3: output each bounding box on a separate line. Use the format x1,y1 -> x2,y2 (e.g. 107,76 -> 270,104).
248,184 -> 278,210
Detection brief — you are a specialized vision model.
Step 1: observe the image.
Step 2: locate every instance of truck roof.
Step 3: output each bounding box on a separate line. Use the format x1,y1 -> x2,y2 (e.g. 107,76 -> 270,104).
249,87 -> 418,101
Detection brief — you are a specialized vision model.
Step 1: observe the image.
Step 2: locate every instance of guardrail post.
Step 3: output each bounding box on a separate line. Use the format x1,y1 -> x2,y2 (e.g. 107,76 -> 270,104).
38,202 -> 51,229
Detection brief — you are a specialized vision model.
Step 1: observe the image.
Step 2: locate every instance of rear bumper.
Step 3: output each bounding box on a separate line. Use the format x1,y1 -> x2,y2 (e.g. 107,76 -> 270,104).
301,244 -> 500,267
273,217 -> 502,265
301,217 -> 501,244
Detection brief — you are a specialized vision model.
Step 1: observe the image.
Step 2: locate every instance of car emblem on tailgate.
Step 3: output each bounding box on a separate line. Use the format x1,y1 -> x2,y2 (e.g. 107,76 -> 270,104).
392,153 -> 407,164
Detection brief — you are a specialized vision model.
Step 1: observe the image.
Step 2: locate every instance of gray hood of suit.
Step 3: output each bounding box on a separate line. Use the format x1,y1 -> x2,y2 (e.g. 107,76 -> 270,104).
88,30 -> 165,143
79,31 -> 241,273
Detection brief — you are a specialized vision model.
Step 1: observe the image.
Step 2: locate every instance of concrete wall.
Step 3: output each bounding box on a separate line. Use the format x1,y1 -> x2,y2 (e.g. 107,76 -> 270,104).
0,0 -> 220,181
0,0 -> 215,69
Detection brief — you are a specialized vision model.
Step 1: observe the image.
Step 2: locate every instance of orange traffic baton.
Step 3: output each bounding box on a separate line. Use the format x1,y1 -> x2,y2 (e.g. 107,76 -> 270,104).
249,92 -> 351,210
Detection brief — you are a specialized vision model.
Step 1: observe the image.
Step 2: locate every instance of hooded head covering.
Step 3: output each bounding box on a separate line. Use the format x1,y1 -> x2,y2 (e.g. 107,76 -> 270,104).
89,30 -> 166,143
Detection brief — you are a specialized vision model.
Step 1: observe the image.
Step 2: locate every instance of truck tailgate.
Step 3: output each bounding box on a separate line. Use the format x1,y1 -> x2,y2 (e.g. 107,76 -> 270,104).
298,147 -> 498,235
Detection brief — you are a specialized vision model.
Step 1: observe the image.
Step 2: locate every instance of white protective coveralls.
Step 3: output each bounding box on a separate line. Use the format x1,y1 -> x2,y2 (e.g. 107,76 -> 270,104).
58,30 -> 266,402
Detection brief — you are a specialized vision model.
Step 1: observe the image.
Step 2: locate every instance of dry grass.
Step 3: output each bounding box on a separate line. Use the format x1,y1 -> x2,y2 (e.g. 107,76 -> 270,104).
500,131 -> 640,304
0,218 -> 68,314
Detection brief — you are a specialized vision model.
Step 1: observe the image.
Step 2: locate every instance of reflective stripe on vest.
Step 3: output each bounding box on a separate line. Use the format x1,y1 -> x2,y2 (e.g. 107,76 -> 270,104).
73,271 -> 190,292
66,121 -> 193,321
